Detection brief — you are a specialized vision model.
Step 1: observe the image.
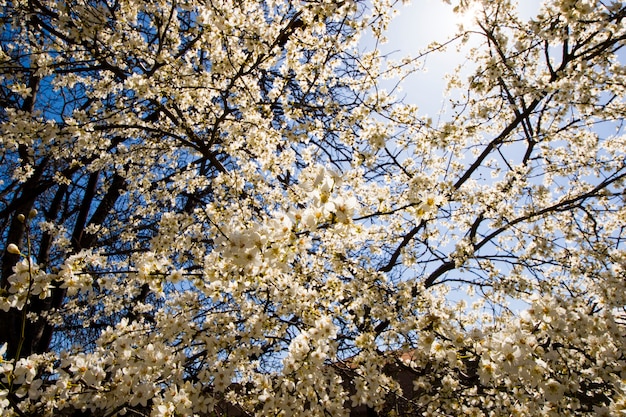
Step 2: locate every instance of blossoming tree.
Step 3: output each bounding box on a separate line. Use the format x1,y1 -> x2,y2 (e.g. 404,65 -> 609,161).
1,0 -> 625,415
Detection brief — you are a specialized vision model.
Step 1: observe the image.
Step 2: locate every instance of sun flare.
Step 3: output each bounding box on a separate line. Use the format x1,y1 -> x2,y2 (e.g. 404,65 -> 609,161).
452,2 -> 481,30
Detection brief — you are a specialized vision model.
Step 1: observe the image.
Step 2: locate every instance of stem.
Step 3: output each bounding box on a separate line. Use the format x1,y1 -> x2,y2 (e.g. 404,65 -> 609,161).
11,219 -> 35,377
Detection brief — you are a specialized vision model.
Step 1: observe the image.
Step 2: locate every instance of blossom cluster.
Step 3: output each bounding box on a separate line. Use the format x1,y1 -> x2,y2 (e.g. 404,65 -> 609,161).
0,0 -> 625,416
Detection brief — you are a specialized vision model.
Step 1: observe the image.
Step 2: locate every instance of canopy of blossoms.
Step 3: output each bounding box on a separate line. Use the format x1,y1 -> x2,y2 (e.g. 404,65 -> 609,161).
0,0 -> 625,416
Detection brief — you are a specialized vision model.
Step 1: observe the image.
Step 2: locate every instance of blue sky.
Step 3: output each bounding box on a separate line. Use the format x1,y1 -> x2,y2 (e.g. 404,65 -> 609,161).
381,0 -> 543,116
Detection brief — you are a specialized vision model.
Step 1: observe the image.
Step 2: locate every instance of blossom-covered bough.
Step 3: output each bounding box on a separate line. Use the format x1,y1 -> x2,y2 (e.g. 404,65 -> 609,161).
0,0 -> 625,415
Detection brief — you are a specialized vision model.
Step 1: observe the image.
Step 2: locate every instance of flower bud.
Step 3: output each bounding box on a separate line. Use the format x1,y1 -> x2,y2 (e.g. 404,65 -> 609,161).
28,209 -> 38,219
17,214 -> 25,223
7,243 -> 20,255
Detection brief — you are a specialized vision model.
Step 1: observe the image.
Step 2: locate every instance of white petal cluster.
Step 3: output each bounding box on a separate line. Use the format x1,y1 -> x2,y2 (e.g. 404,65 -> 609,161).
0,0 -> 625,416
0,259 -> 53,312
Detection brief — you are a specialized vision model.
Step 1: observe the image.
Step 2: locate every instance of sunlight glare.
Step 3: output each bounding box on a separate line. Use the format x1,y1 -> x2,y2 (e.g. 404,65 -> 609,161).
452,2 -> 481,30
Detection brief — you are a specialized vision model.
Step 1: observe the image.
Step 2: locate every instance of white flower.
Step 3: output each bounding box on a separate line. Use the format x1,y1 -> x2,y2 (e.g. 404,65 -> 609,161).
330,195 -> 358,224
11,83 -> 32,99
542,379 -> 565,403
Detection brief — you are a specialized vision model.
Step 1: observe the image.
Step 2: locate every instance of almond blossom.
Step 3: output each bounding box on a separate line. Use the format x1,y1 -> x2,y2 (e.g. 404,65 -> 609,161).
0,0 -> 624,415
